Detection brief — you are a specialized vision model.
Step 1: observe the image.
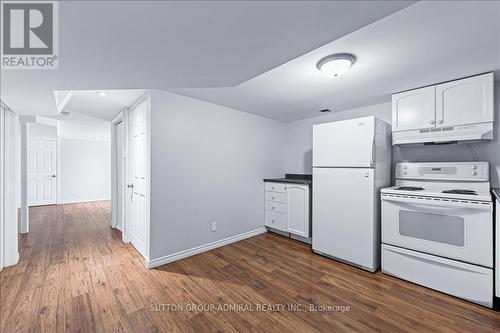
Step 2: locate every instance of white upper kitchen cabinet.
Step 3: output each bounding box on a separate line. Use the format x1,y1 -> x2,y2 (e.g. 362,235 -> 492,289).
286,184 -> 310,238
392,86 -> 436,132
435,73 -> 494,127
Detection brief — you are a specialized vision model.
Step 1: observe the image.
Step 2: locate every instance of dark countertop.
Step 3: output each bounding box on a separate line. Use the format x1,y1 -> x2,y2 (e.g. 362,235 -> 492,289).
264,173 -> 312,185
492,188 -> 500,202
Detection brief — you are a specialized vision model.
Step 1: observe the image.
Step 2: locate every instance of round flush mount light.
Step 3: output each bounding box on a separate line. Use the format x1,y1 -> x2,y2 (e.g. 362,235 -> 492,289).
97,91 -> 108,97
317,53 -> 356,77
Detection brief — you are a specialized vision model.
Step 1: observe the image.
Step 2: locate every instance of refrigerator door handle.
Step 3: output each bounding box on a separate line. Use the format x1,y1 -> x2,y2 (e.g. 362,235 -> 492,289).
370,135 -> 375,167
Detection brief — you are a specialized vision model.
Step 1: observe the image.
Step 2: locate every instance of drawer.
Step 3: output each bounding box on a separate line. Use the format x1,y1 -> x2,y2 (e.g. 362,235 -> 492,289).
265,210 -> 286,231
265,191 -> 286,203
265,182 -> 286,193
265,201 -> 286,214
382,244 -> 493,307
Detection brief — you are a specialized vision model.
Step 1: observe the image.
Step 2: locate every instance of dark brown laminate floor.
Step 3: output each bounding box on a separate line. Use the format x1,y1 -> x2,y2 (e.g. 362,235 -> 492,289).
1,201 -> 499,332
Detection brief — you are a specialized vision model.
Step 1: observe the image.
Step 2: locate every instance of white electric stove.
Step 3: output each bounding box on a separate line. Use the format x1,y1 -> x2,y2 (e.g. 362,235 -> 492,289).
381,162 -> 494,308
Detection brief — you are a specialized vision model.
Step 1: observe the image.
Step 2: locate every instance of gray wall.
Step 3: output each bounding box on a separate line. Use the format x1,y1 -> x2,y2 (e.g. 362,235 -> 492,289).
285,82 -> 500,187
149,90 -> 286,260
60,139 -> 111,203
27,123 -> 112,204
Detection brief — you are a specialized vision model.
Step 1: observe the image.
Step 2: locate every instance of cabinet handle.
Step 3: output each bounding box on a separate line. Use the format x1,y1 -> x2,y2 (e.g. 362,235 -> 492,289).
430,120 -> 436,125
437,120 -> 443,124
272,206 -> 275,210
272,219 -> 275,223
272,197 -> 275,200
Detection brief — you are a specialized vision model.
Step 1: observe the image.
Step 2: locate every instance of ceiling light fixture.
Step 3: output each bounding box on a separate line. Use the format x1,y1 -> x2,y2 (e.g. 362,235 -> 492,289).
97,91 -> 108,97
317,53 -> 356,77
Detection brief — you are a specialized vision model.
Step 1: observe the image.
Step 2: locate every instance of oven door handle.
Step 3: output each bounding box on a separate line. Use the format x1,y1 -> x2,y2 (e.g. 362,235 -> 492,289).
381,195 -> 492,211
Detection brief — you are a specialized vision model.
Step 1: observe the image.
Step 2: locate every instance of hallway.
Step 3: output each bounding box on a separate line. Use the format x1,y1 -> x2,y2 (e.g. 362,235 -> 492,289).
1,202 -> 500,333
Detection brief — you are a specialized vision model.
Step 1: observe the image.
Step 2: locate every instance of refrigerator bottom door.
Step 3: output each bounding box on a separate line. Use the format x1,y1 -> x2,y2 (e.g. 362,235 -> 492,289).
382,244 -> 493,308
312,167 -> 377,271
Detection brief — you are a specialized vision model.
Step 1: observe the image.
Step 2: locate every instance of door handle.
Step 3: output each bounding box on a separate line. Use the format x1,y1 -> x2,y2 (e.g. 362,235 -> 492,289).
127,183 -> 134,188
51,175 -> 56,178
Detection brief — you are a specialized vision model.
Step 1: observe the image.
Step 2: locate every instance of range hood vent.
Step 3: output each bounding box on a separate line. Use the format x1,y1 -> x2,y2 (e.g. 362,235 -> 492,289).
392,122 -> 493,145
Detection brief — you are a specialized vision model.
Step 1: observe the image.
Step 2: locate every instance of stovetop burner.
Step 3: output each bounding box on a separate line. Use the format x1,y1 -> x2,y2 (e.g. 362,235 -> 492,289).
442,189 -> 478,195
395,186 -> 425,191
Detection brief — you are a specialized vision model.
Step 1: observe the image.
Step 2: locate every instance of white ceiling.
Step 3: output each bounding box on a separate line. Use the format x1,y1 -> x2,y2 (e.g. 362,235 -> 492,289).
172,1 -> 500,122
1,1 -> 415,117
59,89 -> 147,121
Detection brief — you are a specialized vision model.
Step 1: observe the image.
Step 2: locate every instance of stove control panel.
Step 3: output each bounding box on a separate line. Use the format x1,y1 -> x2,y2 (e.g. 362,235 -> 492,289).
395,162 -> 489,181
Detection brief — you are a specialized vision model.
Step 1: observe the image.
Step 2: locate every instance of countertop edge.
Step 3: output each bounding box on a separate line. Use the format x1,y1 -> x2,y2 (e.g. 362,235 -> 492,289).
263,179 -> 312,185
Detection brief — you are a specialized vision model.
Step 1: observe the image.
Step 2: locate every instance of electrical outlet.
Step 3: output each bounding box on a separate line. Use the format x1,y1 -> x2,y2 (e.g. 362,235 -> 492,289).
211,221 -> 217,232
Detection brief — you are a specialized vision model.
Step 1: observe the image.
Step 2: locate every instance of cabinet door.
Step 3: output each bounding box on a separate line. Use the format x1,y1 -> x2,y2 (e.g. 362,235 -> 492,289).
286,185 -> 309,237
392,86 -> 436,132
436,73 -> 493,127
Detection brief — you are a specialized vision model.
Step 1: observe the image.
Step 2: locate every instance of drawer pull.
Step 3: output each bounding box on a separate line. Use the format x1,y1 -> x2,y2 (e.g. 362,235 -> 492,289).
272,206 -> 275,210
272,196 -> 275,200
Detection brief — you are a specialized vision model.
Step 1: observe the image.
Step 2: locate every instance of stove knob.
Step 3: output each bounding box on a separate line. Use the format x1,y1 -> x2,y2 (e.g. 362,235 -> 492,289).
470,165 -> 478,170
471,171 -> 478,176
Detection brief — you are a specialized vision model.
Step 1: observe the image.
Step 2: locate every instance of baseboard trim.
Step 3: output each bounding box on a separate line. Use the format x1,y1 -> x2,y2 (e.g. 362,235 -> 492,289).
147,227 -> 267,269
4,252 -> 19,268
58,198 -> 111,205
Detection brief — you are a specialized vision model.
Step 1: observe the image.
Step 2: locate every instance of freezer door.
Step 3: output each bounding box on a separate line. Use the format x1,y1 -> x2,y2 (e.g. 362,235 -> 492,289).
312,167 -> 378,271
313,117 -> 375,167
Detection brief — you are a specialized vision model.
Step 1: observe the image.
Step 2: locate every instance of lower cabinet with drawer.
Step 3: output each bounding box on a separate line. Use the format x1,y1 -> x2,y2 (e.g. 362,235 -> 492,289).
264,182 -> 310,237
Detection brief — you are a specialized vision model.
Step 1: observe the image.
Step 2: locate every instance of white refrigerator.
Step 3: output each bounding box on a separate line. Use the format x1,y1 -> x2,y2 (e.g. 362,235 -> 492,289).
312,116 -> 391,272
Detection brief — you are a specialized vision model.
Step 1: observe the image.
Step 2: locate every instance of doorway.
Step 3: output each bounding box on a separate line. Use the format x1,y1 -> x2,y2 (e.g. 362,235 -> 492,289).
28,139 -> 58,206
115,120 -> 124,232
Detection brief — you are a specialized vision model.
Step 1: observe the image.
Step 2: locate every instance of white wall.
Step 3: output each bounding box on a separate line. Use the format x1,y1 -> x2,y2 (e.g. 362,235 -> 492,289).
59,139 -> 111,204
149,90 -> 286,260
58,112 -> 111,141
284,82 -> 500,187
25,116 -> 112,205
28,123 -> 58,139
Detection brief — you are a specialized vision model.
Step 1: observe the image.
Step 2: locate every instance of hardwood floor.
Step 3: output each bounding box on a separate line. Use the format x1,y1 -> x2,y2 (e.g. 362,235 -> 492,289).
1,201 -> 499,332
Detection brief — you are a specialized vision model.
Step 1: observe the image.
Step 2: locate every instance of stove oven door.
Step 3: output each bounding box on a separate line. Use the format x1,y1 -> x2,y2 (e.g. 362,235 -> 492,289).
381,194 -> 493,267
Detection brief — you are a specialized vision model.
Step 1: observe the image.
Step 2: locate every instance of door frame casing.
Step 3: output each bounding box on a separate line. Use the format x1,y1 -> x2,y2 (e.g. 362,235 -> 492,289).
111,91 -> 151,263
111,109 -> 129,243
1,104 -> 20,268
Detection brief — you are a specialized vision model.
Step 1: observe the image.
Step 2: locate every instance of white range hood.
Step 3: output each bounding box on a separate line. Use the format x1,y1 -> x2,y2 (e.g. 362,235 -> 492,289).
392,122 -> 494,145
391,73 -> 494,146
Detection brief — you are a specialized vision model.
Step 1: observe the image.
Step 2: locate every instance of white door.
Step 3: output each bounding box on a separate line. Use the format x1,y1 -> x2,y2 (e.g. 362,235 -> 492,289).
286,185 -> 309,237
116,121 -> 124,231
392,86 -> 436,131
436,73 -> 494,127
312,167 -> 377,271
28,139 -> 57,206
312,116 -> 375,168
129,102 -> 148,257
